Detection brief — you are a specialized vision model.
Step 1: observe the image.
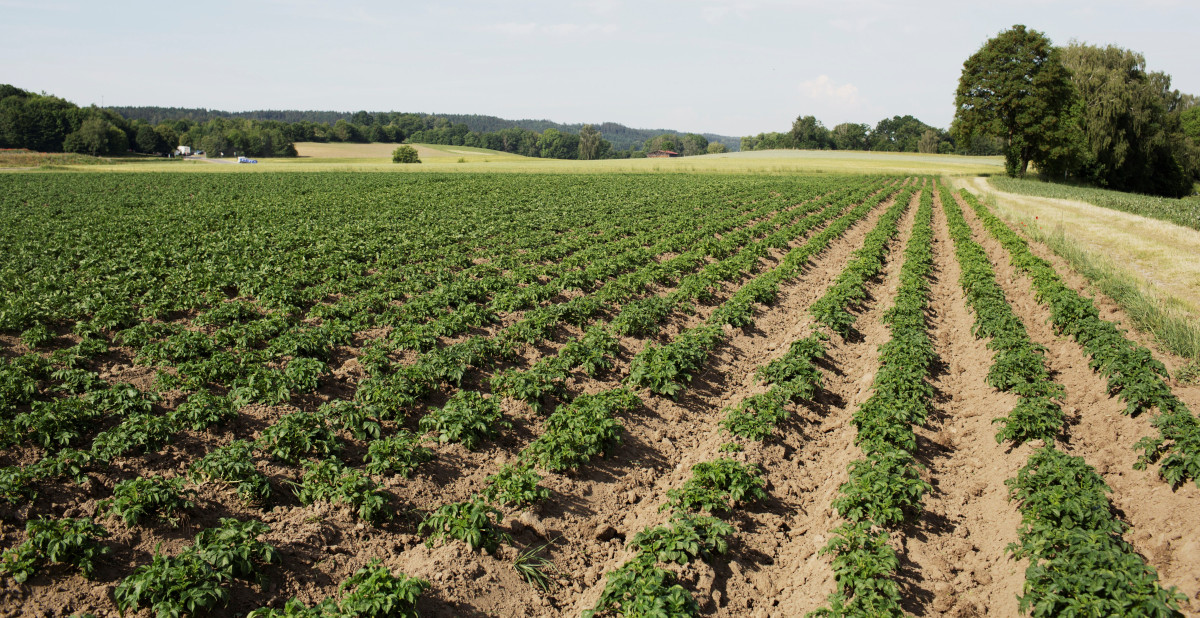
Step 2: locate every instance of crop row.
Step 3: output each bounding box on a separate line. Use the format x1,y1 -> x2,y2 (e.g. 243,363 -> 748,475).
943,187 -> 1184,616
940,185 -> 1065,444
0,181 -> 867,506
812,182 -> 933,616
585,458 -> 769,616
961,190 -> 1200,487
627,180 -> 909,398
716,180 -> 920,443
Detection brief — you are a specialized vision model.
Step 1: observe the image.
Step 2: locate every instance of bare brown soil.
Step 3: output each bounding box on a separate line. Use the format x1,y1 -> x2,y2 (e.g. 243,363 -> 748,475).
4,179 -> 1200,617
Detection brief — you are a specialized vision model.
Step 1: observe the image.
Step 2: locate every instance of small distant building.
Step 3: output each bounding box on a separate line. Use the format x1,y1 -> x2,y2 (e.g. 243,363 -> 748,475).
647,150 -> 680,158
176,145 -> 192,156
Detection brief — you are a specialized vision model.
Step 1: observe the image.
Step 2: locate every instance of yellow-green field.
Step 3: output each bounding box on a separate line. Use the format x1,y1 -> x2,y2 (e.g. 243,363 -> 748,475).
1,143 -> 1006,176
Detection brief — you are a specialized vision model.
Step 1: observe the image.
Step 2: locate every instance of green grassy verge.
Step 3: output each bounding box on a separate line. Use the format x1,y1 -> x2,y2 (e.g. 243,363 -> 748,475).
983,194 -> 1200,368
989,176 -> 1200,231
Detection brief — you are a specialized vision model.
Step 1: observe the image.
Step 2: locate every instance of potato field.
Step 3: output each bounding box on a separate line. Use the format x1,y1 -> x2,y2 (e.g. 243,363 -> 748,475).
0,172 -> 1198,617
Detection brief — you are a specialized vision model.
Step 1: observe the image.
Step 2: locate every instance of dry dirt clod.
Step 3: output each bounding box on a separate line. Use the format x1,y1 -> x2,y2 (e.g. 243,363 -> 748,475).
593,524 -> 618,542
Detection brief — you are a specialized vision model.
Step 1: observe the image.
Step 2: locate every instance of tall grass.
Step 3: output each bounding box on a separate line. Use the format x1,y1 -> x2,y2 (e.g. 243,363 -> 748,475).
987,194 -> 1200,366
990,176 -> 1200,231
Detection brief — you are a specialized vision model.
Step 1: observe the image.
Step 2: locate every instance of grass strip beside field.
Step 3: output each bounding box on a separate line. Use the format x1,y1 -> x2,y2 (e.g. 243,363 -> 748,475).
963,189 -> 1200,488
989,176 -> 1200,232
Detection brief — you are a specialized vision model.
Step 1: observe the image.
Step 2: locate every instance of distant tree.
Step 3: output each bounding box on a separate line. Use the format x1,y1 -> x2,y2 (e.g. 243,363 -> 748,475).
134,124 -> 164,153
332,119 -> 365,143
1182,106 -> 1200,180
578,124 -> 603,160
954,25 -> 1075,177
917,129 -> 940,154
154,124 -> 179,151
643,133 -> 680,154
392,145 -> 420,163
870,115 -> 941,152
63,116 -> 126,156
790,115 -> 830,149
830,123 -> 869,151
706,142 -> 729,154
537,128 -> 579,159
680,133 -> 709,156
200,132 -> 231,158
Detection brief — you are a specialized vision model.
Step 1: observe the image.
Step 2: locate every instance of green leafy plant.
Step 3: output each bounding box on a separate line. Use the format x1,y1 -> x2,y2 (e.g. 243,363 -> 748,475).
363,431 -> 434,477
521,389 -> 635,472
419,496 -> 507,555
248,561 -> 429,618
256,411 -> 340,464
584,560 -> 698,618
114,549 -> 229,618
482,463 -> 548,508
101,476 -> 194,527
663,459 -> 767,514
627,513 -> 733,565
0,517 -> 109,582
90,412 -> 176,462
189,440 -> 271,504
168,390 -> 237,431
418,390 -> 508,450
193,518 -> 280,584
294,458 -> 389,524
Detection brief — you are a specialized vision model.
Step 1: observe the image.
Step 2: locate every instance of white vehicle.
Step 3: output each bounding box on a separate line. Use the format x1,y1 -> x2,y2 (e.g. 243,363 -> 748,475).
237,156 -> 258,164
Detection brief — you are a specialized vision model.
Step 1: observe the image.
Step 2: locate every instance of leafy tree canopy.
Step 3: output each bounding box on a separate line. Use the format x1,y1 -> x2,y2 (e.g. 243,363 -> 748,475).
954,24 -> 1076,177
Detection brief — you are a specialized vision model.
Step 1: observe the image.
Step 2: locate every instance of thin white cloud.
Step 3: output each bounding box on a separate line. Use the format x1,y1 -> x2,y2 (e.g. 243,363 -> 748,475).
477,22 -> 617,37
577,0 -> 622,15
479,22 -> 538,36
798,75 -> 861,106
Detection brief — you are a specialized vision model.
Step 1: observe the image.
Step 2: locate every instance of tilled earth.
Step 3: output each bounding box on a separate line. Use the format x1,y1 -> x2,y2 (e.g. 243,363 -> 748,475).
2,182 -> 1198,617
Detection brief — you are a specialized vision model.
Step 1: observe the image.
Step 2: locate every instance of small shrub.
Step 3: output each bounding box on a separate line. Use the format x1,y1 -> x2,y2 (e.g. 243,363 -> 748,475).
392,145 -> 420,164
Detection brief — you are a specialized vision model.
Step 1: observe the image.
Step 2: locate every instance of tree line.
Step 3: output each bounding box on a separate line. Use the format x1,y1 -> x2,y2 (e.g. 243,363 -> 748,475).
2,87 -> 728,161
0,85 -> 296,158
954,25 -> 1200,197
112,107 -> 742,153
739,113 -> 1004,156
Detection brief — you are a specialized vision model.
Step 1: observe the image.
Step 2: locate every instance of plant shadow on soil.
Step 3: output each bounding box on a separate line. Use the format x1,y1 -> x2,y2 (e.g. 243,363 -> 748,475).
416,595 -> 494,617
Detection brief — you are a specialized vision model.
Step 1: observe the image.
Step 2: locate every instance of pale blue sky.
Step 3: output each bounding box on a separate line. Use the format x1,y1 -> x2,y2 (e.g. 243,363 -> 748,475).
2,0 -> 1196,136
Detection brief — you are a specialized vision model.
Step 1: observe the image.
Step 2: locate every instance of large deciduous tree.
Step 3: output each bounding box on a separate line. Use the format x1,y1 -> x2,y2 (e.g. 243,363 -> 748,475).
1061,43 -> 1195,196
789,115 -> 830,150
954,25 -> 1075,177
830,123 -> 869,151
